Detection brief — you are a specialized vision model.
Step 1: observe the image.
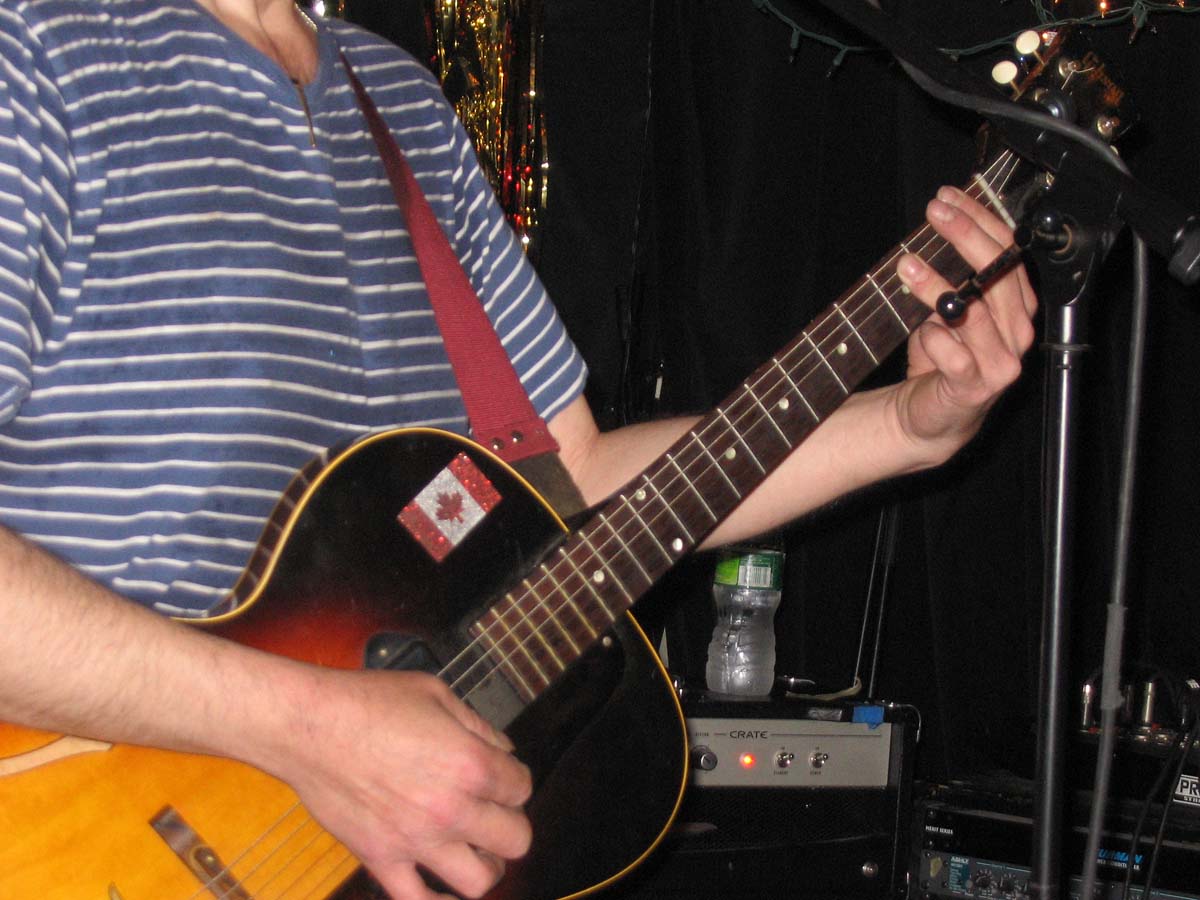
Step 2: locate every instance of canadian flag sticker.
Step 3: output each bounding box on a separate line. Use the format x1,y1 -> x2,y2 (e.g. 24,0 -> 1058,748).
399,453 -> 502,562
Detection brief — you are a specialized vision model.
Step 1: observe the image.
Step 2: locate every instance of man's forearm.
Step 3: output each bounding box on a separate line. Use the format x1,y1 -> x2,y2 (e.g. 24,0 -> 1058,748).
0,525 -> 311,771
0,525 -> 537,897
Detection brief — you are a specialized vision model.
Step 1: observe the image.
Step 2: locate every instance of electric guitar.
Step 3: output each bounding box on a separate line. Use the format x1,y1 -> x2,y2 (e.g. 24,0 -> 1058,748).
0,30 -> 1128,900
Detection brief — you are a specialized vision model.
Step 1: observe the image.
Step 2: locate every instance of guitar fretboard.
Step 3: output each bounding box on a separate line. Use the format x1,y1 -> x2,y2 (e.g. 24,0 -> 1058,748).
448,154 -> 1023,713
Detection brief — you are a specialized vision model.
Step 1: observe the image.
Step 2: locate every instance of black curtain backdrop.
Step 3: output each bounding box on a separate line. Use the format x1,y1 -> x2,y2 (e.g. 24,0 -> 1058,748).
376,1 -> 1200,785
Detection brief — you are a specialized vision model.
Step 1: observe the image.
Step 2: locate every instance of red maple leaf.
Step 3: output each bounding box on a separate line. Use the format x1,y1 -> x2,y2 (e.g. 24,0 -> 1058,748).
435,491 -> 465,523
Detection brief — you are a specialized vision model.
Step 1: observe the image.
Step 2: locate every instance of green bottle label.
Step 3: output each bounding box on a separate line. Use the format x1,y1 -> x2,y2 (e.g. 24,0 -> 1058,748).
714,549 -> 783,590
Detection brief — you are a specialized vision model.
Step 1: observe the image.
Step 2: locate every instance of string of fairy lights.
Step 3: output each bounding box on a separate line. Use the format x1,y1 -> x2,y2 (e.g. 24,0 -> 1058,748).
754,0 -> 1200,70
309,0 -> 1196,255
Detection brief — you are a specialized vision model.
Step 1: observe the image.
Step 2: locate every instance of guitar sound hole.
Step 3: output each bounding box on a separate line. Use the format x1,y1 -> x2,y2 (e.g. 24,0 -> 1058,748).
364,632 -> 438,673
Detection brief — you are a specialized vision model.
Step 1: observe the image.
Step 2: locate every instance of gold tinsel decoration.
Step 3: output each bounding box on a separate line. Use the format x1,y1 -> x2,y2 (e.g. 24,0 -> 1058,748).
429,0 -> 549,256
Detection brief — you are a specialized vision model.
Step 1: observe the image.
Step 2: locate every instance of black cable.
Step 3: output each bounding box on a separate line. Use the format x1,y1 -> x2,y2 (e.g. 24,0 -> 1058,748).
617,0 -> 657,426
895,55 -> 1135,183
1078,216 -> 1148,900
1120,722 -> 1192,900
852,509 -> 885,689
866,504 -> 900,699
1138,716 -> 1200,899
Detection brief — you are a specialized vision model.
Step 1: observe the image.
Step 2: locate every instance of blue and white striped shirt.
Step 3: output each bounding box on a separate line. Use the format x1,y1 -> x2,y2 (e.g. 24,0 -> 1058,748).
0,0 -> 587,614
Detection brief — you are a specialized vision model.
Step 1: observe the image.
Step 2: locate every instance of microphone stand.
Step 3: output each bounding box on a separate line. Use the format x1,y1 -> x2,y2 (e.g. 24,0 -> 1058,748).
775,1 -> 1200,897
1022,162 -> 1123,900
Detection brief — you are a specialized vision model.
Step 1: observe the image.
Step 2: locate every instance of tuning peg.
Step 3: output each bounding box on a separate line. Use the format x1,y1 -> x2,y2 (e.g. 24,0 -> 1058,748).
991,59 -> 1020,95
1095,114 -> 1121,141
1013,30 -> 1044,64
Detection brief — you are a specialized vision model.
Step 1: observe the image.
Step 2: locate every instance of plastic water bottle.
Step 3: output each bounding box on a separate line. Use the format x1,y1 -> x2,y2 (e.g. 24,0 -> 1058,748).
704,547 -> 784,697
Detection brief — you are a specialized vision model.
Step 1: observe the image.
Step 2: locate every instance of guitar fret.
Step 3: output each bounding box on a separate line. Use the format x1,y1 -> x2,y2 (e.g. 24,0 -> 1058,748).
575,530 -> 632,607
515,592 -> 568,673
530,567 -> 583,656
743,383 -> 792,444
832,300 -> 879,365
495,593 -> 557,684
550,552 -> 601,639
685,443 -> 740,504
472,612 -> 538,702
716,409 -> 766,473
617,493 -> 675,565
596,510 -> 653,585
634,476 -> 697,545
556,546 -> 614,632
801,331 -> 848,394
863,270 -> 910,332
769,357 -> 819,422
665,451 -> 717,523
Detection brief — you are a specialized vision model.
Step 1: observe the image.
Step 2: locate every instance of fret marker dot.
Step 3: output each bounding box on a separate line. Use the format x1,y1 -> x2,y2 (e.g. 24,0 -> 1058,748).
592,570 -> 605,584
837,342 -> 848,356
634,488 -> 647,501
901,284 -> 912,295
672,538 -> 684,552
602,636 -> 614,649
777,398 -> 790,411
724,448 -> 736,460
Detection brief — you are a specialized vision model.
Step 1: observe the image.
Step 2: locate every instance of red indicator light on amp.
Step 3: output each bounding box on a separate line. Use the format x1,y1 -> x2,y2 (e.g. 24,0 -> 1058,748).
738,752 -> 757,769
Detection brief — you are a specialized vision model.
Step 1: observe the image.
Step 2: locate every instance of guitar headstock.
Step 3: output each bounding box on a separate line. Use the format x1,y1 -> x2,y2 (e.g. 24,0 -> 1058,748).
977,28 -> 1135,223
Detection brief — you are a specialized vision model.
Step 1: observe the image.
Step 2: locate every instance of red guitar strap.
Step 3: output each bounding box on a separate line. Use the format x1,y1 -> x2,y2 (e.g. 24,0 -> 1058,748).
341,54 -> 560,466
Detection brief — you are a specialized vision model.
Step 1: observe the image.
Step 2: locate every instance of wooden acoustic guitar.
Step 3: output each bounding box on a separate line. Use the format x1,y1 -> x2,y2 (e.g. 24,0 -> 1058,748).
0,30 -> 1126,900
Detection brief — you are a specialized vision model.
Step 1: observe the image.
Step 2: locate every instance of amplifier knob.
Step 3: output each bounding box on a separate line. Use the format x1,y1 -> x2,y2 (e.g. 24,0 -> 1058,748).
691,745 -> 718,771
971,873 -> 992,891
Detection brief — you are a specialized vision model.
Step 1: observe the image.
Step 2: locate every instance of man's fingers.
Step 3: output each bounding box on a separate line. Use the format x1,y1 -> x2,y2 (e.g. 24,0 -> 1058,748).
449,699 -> 517,753
937,186 -> 1039,322
898,252 -> 1019,393
460,794 -> 534,860
937,185 -> 1013,247
419,842 -> 507,899
911,193 -> 1035,361
431,690 -> 532,808
925,195 -> 1004,273
369,862 -> 453,900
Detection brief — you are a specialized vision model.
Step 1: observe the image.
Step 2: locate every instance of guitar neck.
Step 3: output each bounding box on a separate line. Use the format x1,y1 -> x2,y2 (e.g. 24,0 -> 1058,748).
460,157 -> 1019,708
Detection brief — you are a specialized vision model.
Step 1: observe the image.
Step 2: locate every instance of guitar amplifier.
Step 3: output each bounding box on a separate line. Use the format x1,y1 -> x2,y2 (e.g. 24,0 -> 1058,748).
601,694 -> 918,900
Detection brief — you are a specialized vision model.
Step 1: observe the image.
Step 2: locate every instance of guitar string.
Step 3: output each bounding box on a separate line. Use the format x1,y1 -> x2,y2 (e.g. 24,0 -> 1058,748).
231,839 -> 356,900
200,812 -> 356,900
178,804 -> 326,900
229,816 -> 343,899
286,857 -> 360,900
256,835 -> 357,900
184,150 -> 1024,900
